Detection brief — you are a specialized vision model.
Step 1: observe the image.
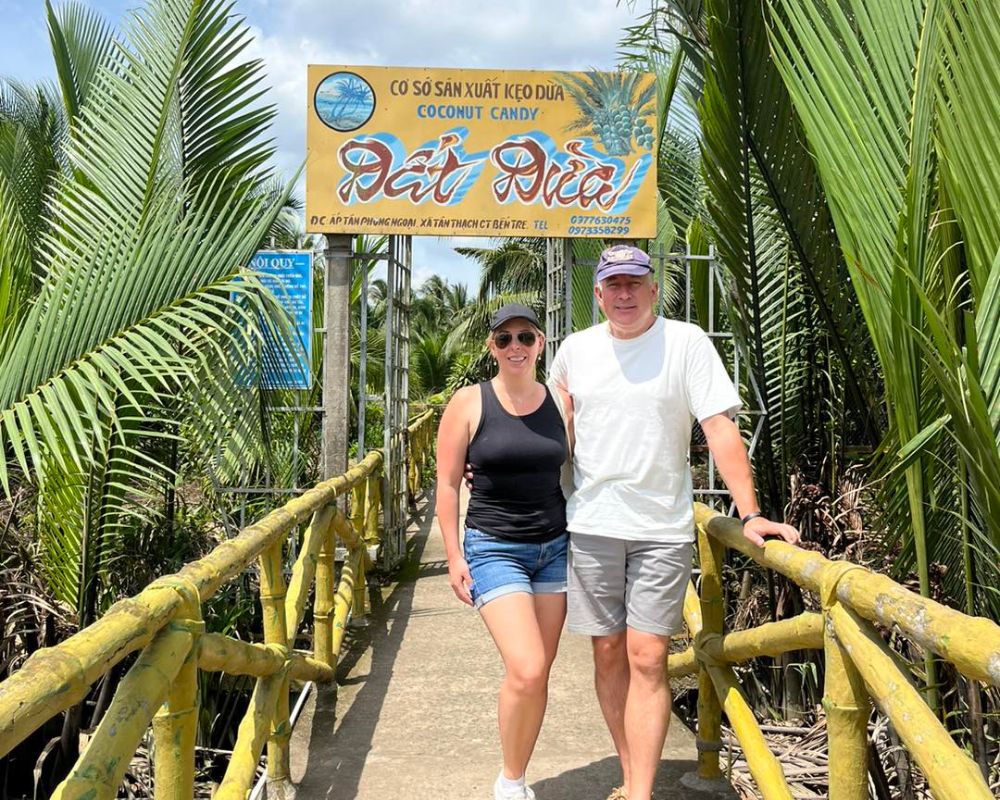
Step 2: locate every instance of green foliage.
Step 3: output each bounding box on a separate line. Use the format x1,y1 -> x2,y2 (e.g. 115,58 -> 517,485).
767,0 -> 1000,625
0,0 -> 295,621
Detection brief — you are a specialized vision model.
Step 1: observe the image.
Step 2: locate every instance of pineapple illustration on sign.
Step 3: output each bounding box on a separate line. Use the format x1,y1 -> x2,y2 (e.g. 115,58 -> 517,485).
557,72 -> 656,156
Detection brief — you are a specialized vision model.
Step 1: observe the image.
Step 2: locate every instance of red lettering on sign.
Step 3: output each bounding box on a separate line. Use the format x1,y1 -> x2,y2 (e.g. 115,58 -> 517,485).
490,139 -> 642,211
338,134 -> 484,205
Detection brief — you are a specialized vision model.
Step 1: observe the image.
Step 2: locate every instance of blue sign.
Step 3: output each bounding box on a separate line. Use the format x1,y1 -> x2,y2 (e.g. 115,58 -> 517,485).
249,250 -> 313,389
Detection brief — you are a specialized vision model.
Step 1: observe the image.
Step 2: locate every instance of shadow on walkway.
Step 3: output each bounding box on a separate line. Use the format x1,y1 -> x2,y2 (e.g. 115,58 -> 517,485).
530,755 -> 716,800
292,497 -> 435,799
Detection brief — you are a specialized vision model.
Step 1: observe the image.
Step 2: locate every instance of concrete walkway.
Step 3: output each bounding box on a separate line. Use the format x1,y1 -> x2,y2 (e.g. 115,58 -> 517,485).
290,491 -> 732,800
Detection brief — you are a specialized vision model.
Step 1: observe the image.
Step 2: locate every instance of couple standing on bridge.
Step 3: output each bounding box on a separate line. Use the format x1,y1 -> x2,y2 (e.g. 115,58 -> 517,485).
435,244 -> 800,800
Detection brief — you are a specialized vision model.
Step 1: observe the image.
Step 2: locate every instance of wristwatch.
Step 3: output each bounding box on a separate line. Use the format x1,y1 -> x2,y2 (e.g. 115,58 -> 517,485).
740,511 -> 764,525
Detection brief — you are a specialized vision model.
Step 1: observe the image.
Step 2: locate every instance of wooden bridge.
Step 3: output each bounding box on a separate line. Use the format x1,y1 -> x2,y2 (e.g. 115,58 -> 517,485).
1,410 -> 998,799
286,492 -> 726,800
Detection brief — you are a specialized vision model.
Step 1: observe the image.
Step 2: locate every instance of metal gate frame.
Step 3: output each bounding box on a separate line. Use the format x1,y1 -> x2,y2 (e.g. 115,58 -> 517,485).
379,235 -> 412,570
544,238 -> 573,369
680,244 -> 767,510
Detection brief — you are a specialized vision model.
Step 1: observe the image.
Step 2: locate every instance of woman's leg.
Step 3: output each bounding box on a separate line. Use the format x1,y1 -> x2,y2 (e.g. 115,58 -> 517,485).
480,592 -> 560,779
533,592 -> 567,675
532,592 -> 567,756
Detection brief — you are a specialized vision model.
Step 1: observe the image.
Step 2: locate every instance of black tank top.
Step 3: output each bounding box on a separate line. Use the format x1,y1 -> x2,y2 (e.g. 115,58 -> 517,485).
465,381 -> 568,542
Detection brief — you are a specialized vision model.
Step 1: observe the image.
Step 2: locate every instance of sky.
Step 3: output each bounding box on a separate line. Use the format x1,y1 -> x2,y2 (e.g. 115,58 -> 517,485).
0,0 -> 643,291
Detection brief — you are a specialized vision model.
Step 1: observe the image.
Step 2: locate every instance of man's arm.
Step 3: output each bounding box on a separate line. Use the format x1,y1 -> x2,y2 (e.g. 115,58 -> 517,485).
700,413 -> 799,547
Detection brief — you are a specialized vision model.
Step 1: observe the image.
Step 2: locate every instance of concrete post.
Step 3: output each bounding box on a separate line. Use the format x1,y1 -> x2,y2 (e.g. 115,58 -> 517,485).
323,235 -> 352,486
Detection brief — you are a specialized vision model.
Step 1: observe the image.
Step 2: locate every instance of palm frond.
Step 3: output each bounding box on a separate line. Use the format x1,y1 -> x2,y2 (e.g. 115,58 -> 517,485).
0,1 -> 294,624
0,79 -> 68,277
765,0 -> 999,636
46,0 -> 118,122
457,238 -> 546,302
0,176 -> 33,349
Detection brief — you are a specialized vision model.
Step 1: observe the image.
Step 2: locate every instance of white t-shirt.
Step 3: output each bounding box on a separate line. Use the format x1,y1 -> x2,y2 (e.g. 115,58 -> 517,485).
549,317 -> 741,543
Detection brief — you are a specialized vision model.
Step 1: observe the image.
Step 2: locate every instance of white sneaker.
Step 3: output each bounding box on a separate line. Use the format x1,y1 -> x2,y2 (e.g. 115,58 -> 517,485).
493,774 -> 536,800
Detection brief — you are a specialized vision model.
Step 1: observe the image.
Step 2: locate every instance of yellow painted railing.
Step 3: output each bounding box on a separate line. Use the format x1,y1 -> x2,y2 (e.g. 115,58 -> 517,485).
675,503 -> 1000,800
0,409 -> 436,800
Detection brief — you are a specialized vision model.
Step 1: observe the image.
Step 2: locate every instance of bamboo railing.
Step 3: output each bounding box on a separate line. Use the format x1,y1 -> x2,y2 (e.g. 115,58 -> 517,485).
676,503 -> 1000,800
0,409 -> 436,800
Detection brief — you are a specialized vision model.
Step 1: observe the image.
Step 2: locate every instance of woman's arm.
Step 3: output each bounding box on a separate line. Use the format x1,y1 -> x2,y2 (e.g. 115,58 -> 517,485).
435,386 -> 476,605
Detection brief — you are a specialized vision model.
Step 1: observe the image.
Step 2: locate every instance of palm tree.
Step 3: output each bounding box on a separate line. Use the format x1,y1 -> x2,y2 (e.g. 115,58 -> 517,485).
0,0 -> 295,779
330,74 -> 373,120
768,0 -> 1000,643
408,276 -> 470,399
458,238 -> 546,302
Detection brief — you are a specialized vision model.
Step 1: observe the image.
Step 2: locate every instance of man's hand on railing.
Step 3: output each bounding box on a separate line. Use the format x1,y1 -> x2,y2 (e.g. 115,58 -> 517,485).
448,555 -> 475,606
741,515 -> 800,548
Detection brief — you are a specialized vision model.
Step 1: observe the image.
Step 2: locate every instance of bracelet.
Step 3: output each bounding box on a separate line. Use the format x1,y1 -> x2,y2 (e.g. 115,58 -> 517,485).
740,511 -> 764,525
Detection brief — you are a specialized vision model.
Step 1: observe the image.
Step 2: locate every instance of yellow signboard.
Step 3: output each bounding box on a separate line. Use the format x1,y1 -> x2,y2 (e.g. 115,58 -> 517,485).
306,66 -> 658,238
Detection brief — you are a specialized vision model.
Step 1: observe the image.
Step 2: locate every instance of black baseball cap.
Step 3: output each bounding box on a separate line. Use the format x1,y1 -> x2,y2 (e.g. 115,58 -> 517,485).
489,302 -> 541,331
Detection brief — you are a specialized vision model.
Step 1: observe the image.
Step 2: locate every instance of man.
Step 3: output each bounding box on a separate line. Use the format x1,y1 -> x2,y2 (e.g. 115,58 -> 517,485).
548,244 -> 799,800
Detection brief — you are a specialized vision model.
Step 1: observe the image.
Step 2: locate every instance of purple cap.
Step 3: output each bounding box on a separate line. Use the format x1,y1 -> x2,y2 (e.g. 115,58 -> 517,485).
595,245 -> 652,282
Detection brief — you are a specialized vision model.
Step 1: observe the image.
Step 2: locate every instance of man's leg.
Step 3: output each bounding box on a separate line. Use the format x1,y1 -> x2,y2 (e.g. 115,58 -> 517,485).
619,539 -> 693,800
567,533 -> 629,796
622,629 -> 671,800
592,632 -> 631,792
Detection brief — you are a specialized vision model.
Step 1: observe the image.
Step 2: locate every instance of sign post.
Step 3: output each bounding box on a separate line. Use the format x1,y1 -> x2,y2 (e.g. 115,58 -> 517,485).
322,236 -> 352,487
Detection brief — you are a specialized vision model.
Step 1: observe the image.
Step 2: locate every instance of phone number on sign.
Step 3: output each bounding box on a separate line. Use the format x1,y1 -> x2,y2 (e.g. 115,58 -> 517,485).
568,216 -> 633,236
567,225 -> 632,235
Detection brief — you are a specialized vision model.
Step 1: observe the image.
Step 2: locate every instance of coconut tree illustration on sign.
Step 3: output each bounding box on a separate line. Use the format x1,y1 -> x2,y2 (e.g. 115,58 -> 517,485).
557,72 -> 656,156
315,71 -> 376,132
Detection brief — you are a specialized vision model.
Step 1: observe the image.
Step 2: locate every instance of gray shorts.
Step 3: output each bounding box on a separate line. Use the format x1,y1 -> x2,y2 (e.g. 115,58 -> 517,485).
567,533 -> 693,637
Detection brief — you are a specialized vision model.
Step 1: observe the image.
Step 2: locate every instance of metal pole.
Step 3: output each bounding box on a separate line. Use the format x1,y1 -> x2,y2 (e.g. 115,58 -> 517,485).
545,238 -> 558,370
383,237 -> 397,567
563,239 -> 573,337
358,247 -> 369,457
545,238 -> 572,367
592,259 -> 599,325
707,245 -> 716,500
323,235 -> 352,489
657,242 -> 665,316
685,241 -> 692,324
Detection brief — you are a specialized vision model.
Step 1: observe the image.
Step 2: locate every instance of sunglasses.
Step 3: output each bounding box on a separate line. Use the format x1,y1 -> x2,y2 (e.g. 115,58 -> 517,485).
493,330 -> 538,349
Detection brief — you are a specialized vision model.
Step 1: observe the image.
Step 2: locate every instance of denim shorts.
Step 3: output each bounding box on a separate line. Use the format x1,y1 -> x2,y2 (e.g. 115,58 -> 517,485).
462,528 -> 569,608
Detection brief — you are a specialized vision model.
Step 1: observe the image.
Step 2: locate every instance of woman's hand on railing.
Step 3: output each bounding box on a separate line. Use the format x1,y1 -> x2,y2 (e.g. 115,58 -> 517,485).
447,556 -> 475,606
741,516 -> 801,548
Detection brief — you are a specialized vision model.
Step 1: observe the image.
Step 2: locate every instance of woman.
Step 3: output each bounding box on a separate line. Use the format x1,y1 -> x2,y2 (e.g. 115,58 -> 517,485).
435,302 -> 571,800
